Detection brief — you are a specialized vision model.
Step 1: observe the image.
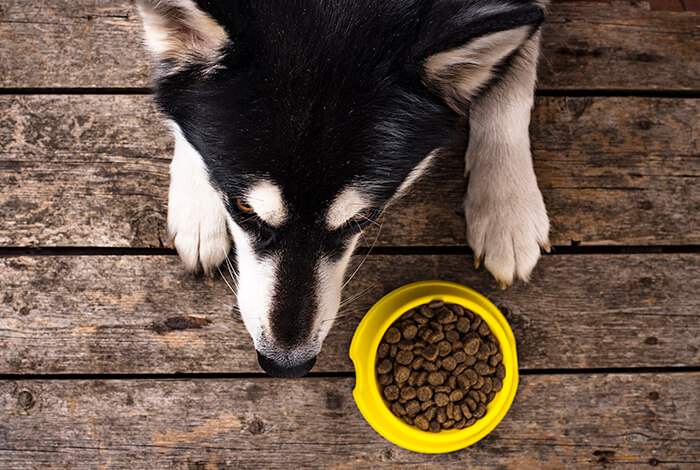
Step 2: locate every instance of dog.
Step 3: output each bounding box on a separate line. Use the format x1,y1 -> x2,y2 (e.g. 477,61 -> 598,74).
135,0 -> 550,378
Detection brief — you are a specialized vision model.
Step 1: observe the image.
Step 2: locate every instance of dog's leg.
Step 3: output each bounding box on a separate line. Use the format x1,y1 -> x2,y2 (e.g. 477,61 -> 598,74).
167,125 -> 231,275
464,29 -> 550,288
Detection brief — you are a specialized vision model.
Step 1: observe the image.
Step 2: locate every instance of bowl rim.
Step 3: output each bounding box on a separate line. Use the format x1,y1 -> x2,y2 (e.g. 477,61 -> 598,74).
349,280 -> 519,453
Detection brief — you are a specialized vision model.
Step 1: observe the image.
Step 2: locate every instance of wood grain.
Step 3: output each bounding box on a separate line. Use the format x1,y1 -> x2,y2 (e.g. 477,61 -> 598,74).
1,373 -> 698,469
1,1 -> 698,90
1,254 -> 697,374
1,95 -> 697,247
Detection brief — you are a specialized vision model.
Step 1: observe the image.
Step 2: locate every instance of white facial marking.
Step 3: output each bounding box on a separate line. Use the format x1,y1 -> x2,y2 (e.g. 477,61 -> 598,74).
389,151 -> 438,204
245,181 -> 288,227
314,234 -> 361,342
167,122 -> 231,275
326,186 -> 372,230
227,219 -> 280,348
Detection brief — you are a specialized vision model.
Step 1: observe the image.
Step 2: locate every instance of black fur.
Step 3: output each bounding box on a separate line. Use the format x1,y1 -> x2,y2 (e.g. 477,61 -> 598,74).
148,0 -> 543,371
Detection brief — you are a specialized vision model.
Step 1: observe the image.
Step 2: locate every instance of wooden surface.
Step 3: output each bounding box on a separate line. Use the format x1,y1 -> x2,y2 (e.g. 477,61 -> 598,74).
0,254 -> 698,374
1,1 -> 698,90
1,0 -> 698,467
1,96 -> 697,248
1,374 -> 698,469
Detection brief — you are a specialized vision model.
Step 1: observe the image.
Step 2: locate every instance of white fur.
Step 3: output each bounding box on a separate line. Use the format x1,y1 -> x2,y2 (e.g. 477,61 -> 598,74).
390,151 -> 437,204
425,26 -> 532,108
136,0 -> 229,74
167,123 -> 231,275
325,186 -> 372,230
314,235 -> 361,342
246,181 -> 288,227
464,31 -> 550,287
227,219 -> 279,350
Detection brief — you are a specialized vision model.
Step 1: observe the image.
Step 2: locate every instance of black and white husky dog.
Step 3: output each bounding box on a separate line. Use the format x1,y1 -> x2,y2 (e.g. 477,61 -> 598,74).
136,0 -> 550,377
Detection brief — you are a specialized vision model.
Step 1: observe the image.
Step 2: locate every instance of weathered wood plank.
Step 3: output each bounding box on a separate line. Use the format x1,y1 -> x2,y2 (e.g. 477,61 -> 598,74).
1,95 -> 697,247
1,254 -> 697,374
1,1 -> 698,90
0,374 -> 697,469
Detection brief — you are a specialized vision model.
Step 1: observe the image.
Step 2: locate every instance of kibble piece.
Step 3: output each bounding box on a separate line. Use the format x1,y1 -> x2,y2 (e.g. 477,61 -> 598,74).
385,327 -> 401,343
448,375 -> 457,389
442,419 -> 455,429
489,353 -> 503,367
377,359 -> 393,375
466,396 -> 478,411
477,390 -> 487,403
476,343 -> 491,360
384,385 -> 400,401
428,371 -> 445,386
420,400 -> 435,411
429,331 -> 445,344
460,403 -> 473,419
378,373 -> 392,385
445,330 -> 460,343
422,361 -> 437,372
395,366 -> 411,383
401,387 -> 417,401
496,363 -> 506,379
419,305 -> 436,318
434,392 -> 449,407
446,402 -> 454,420
402,416 -> 414,425
435,385 -> 451,394
437,407 -> 447,423
411,357 -> 424,370
456,375 -> 469,390
442,356 -> 457,371
477,321 -> 491,337
464,337 -> 481,355
414,414 -> 430,431
422,344 -> 439,362
474,403 -> 486,419
414,314 -> 429,325
377,342 -> 390,358
464,355 -> 477,366
390,344 -> 398,358
449,390 -> 464,402
452,341 -> 464,351
475,361 -> 494,376
429,300 -> 445,309
402,323 -> 418,340
437,308 -> 456,324
391,402 -> 406,416
407,370 -> 419,387
455,418 -> 467,429
398,339 -> 414,351
465,368 -> 479,386
470,316 -> 482,332
454,364 -> 467,376
482,377 -> 493,394
456,317 -> 471,333
487,391 -> 496,403
435,358 -> 443,369
424,406 -> 437,421
453,404 -> 463,421
396,350 -> 413,365
492,377 -> 503,392
417,371 -> 428,386
416,386 -> 433,402
429,419 -> 441,433
443,323 -> 455,332
486,342 -> 499,356
465,417 -> 476,427
405,400 -> 421,417
472,374 -> 484,390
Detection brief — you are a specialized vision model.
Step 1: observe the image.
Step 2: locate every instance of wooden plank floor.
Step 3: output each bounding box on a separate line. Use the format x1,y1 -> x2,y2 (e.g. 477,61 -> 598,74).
1,1 -> 698,468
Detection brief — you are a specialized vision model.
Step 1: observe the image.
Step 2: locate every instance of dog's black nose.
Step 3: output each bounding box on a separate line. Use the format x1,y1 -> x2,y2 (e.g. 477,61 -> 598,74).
256,351 -> 316,378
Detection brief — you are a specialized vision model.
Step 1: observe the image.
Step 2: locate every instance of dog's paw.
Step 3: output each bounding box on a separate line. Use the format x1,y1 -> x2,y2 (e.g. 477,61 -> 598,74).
167,172 -> 231,276
464,178 -> 550,288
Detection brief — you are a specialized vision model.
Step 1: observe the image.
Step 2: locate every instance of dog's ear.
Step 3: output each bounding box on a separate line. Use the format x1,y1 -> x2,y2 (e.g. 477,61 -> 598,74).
417,1 -> 545,113
135,0 -> 230,75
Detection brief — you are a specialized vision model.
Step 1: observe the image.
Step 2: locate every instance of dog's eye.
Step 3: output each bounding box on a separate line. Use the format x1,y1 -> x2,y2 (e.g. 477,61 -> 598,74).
236,198 -> 254,212
353,209 -> 373,221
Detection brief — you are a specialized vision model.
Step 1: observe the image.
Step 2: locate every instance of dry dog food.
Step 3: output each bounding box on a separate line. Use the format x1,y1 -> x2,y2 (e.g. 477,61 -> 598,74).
376,300 -> 505,432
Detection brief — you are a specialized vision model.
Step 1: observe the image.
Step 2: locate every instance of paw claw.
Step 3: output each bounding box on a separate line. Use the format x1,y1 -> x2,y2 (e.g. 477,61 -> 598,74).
474,254 -> 482,270
543,243 -> 551,254
498,280 -> 507,290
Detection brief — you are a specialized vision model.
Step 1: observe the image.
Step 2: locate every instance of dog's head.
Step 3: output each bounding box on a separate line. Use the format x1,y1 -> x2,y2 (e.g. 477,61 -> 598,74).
136,0 -> 543,377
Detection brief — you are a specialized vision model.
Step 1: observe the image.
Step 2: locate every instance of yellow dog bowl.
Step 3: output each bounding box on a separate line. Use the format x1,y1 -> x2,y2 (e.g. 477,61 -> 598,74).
349,280 -> 518,453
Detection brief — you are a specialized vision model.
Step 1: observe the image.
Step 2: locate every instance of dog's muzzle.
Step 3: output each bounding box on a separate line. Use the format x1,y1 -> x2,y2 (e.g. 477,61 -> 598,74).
256,351 -> 317,378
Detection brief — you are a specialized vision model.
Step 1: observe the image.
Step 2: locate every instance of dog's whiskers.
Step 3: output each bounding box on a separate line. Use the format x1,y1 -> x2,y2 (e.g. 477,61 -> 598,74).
341,214 -> 384,291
